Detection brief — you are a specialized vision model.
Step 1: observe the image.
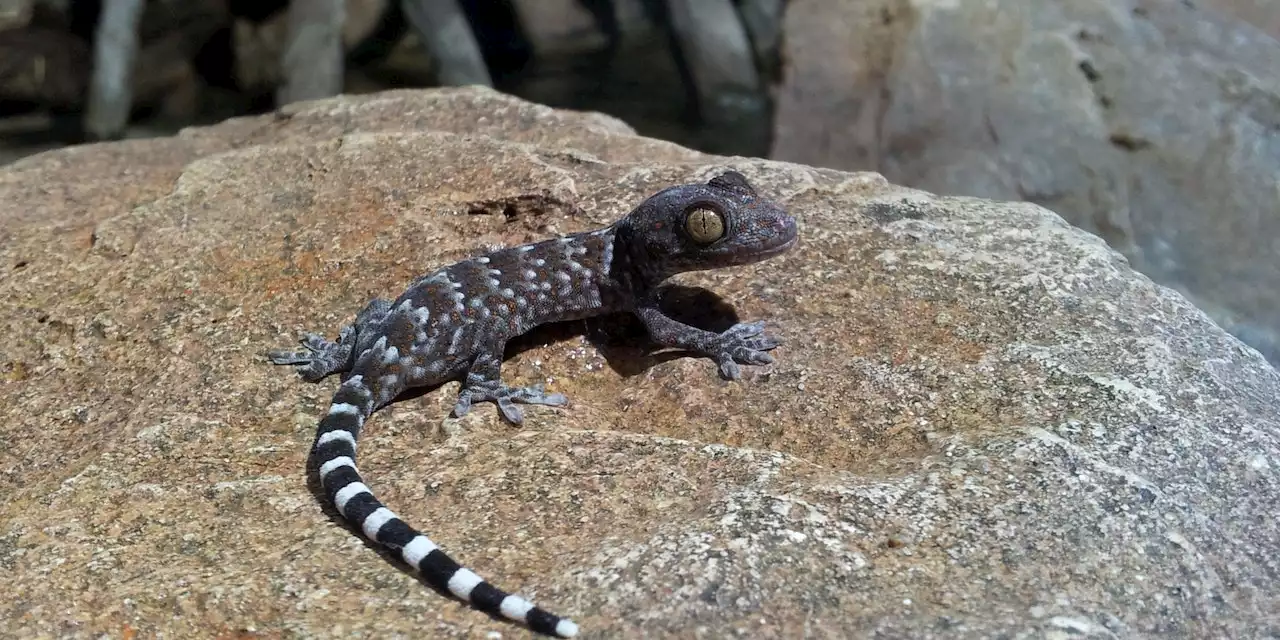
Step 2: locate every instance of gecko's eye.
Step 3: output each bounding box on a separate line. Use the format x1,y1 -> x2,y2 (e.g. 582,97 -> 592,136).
684,208 -> 725,244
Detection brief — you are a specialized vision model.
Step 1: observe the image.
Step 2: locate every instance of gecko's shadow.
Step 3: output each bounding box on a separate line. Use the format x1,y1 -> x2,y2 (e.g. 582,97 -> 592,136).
299,284 -> 749,630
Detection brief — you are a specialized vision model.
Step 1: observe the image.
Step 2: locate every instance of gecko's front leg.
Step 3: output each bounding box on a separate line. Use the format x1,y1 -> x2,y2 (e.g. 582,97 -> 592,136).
452,349 -> 568,424
636,297 -> 781,381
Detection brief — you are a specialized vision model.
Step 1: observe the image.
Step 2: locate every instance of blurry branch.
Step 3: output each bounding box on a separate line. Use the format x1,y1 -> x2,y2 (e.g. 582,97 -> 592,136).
662,0 -> 763,125
84,0 -> 143,140
736,0 -> 784,75
400,0 -> 491,86
278,0 -> 347,105
0,0 -> 32,31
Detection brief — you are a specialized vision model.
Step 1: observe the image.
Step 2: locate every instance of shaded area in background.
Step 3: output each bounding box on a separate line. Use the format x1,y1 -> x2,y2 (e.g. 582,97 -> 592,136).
0,0 -> 775,166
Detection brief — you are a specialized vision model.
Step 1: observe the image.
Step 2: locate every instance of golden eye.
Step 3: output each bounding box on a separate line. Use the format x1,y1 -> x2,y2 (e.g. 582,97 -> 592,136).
685,208 -> 725,244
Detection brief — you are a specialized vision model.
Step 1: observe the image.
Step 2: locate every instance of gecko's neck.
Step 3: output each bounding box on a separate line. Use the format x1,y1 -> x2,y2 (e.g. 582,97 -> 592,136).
509,226 -> 632,330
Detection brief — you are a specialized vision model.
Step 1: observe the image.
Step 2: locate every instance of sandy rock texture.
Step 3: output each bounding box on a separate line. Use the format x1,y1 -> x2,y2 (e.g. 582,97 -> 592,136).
2,87 -> 1278,639
771,0 -> 1280,367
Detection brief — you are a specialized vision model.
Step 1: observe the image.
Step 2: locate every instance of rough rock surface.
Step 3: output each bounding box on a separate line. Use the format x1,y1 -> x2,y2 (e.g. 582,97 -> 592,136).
1199,0 -> 1280,40
2,87 -> 1278,638
771,0 -> 1280,367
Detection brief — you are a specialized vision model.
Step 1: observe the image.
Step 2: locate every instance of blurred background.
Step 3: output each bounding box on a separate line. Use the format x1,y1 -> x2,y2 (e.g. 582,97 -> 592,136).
0,0 -> 783,162
1,0 -> 1278,368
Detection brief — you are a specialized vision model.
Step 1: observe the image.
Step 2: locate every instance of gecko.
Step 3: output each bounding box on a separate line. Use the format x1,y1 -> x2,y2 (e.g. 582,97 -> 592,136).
267,170 -> 799,637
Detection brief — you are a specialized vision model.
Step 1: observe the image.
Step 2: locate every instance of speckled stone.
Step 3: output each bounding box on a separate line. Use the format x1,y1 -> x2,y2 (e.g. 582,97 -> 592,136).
1,86 -> 1276,639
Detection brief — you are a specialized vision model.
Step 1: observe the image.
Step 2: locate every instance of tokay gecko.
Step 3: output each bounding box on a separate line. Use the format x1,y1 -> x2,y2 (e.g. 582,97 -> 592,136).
268,171 -> 799,636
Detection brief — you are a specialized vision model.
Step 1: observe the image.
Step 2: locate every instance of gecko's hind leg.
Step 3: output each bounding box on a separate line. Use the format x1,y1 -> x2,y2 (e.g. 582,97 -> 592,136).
268,328 -> 356,382
452,353 -> 567,424
268,299 -> 392,382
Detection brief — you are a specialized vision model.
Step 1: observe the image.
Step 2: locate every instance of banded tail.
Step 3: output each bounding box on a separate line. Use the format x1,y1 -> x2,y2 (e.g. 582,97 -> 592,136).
312,375 -> 579,637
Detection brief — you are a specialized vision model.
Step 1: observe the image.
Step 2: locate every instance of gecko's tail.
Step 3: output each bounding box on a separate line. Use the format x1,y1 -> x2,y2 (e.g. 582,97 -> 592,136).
312,375 -> 579,638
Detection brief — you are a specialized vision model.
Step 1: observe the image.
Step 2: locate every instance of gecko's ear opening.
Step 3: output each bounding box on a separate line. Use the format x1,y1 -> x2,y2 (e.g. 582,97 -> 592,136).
707,171 -> 757,196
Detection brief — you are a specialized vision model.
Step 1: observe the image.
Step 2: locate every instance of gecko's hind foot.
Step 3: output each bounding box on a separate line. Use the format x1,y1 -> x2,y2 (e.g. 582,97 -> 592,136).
267,330 -> 354,382
452,380 -> 568,425
708,321 -> 782,380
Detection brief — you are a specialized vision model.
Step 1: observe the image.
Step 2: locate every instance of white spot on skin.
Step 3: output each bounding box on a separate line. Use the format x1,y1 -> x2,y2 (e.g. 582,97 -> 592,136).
516,297 -> 528,307
523,269 -> 537,280
402,535 -> 439,566
499,595 -> 534,622
540,282 -> 552,291
381,346 -> 400,365
316,430 -> 356,451
554,271 -> 571,283
319,456 -> 356,478
470,297 -> 486,309
361,507 -> 397,540
448,569 -> 485,600
556,620 -> 579,637
333,482 -> 371,515
476,256 -> 490,264
328,403 -> 361,418
535,258 -> 546,267
518,245 -> 535,253
601,238 -> 614,274
481,307 -> 491,318
501,288 -> 515,298
448,328 -> 466,354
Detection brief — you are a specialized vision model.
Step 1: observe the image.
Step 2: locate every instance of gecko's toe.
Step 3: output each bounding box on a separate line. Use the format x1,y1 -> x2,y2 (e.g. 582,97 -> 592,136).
716,358 -> 742,380
266,349 -> 310,365
300,333 -> 333,352
456,381 -> 568,424
708,322 -> 782,379
496,398 -> 526,424
722,321 -> 782,352
513,383 -> 569,406
269,332 -> 354,382
452,393 -> 475,418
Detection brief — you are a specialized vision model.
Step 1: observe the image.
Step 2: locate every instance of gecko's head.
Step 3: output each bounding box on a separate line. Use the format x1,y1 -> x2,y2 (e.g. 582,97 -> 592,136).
618,171 -> 798,281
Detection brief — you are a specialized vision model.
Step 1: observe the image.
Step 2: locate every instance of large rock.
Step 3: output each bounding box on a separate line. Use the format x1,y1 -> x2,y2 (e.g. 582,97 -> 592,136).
771,0 -> 1280,366
2,86 -> 1278,638
1199,0 -> 1280,40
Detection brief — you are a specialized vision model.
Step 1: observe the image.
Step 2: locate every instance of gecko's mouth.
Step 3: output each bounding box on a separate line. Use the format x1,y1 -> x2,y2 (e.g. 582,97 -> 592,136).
739,216 -> 800,261
704,229 -> 798,269
760,233 -> 799,257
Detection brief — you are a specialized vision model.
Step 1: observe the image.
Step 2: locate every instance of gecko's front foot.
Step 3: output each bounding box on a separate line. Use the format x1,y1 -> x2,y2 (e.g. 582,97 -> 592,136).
267,328 -> 354,382
452,378 -> 568,425
706,321 -> 781,380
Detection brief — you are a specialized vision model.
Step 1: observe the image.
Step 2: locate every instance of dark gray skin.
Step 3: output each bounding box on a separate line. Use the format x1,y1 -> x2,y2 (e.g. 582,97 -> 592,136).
267,170 -> 798,637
